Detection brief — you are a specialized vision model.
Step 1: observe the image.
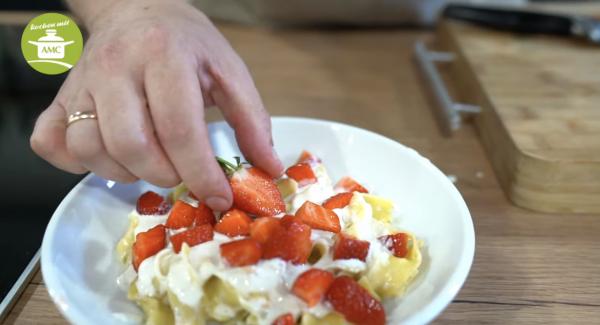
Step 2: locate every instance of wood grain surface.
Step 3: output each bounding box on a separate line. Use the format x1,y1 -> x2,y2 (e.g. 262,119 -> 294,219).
435,19 -> 600,214
3,21 -> 600,325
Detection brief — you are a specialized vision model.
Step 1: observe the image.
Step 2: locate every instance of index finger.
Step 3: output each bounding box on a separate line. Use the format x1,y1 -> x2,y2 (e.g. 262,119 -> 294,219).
207,52 -> 283,178
145,57 -> 232,211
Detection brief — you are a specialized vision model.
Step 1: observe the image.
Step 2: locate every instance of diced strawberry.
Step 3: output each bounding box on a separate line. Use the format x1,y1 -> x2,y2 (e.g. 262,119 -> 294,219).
322,192 -> 353,210
292,269 -> 335,307
170,224 -> 214,253
166,200 -> 215,229
379,233 -> 412,258
272,313 -> 295,325
263,217 -> 312,264
250,217 -> 282,244
220,238 -> 262,267
214,209 -> 253,237
136,191 -> 170,215
193,202 -> 216,226
285,163 -> 317,187
336,177 -> 368,193
333,233 -> 370,262
279,214 -> 296,228
217,158 -> 285,217
326,276 -> 386,325
132,225 -> 166,271
297,150 -> 320,164
295,201 -> 341,233
166,200 -> 195,229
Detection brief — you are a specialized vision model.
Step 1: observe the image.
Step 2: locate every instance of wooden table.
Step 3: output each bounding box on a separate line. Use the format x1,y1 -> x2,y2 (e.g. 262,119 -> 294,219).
4,22 -> 600,325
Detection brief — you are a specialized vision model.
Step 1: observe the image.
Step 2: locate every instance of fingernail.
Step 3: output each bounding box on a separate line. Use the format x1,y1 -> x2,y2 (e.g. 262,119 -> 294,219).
206,196 -> 230,211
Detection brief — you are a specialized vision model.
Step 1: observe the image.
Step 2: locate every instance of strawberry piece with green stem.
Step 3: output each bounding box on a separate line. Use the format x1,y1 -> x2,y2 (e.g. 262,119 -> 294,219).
217,157 -> 285,217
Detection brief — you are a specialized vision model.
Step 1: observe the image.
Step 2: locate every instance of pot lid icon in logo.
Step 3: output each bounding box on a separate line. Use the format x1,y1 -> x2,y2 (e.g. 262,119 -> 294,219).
21,13 -> 83,75
28,29 -> 74,60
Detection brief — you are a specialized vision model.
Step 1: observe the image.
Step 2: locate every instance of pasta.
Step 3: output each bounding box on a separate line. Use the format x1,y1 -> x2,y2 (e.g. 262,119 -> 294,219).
116,153 -> 423,324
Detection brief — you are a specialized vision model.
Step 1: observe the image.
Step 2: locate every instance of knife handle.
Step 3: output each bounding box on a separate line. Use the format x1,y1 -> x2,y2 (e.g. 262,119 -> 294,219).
443,4 -> 573,36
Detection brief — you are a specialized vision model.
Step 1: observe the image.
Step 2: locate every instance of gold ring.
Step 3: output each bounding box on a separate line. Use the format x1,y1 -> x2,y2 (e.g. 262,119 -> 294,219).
67,111 -> 97,126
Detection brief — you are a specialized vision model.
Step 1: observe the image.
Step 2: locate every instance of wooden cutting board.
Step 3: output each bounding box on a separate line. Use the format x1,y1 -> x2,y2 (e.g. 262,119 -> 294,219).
434,20 -> 600,214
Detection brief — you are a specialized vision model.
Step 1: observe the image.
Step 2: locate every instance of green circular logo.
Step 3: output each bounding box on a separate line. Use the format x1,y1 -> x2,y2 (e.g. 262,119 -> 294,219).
21,13 -> 83,75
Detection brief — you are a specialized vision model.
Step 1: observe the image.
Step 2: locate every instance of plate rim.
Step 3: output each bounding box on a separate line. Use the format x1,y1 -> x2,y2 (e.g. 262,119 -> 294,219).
41,116 -> 475,325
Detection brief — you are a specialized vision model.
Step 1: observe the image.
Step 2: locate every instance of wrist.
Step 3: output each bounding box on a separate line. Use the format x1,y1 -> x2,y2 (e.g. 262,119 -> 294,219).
72,0 -> 191,32
67,0 -> 121,31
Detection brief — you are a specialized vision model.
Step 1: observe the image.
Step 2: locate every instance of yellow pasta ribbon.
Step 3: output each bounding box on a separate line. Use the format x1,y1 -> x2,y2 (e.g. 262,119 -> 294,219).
202,276 -> 244,322
129,283 -> 175,325
300,312 -> 348,325
362,235 -> 422,298
362,194 -> 394,224
116,213 -> 138,264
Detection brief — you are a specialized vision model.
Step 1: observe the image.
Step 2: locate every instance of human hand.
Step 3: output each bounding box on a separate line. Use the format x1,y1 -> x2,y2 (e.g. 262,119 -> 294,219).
30,0 -> 283,211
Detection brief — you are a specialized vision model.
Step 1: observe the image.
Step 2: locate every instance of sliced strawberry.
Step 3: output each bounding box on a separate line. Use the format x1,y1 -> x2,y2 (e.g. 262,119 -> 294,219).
250,217 -> 282,244
132,225 -> 166,271
296,150 -> 321,164
185,192 -> 215,224
336,177 -> 368,193
170,224 -> 214,253
220,238 -> 262,267
272,313 -> 294,325
292,268 -> 335,307
279,214 -> 296,228
166,200 -> 195,229
379,232 -> 412,258
297,150 -> 320,164
217,157 -> 285,217
166,200 -> 215,229
322,192 -> 353,210
263,217 -> 312,264
136,191 -> 170,215
326,276 -> 385,325
214,209 -> 253,237
193,202 -> 216,226
285,163 -> 317,187
333,233 -> 370,262
295,201 -> 341,233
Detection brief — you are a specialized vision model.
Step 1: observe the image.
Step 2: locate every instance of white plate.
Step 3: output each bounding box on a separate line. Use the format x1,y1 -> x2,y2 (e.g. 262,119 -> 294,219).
42,117 -> 475,325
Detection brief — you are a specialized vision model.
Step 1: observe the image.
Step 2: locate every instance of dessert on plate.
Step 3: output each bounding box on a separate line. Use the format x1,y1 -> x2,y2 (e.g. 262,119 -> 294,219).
116,151 -> 422,325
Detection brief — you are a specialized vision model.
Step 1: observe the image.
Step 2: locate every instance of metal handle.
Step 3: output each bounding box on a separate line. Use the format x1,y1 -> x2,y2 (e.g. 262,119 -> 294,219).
414,41 -> 480,133
443,4 -> 574,36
